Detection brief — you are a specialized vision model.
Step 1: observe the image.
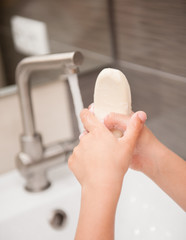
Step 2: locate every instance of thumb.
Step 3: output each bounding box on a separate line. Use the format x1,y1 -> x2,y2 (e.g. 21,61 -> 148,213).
120,111 -> 147,156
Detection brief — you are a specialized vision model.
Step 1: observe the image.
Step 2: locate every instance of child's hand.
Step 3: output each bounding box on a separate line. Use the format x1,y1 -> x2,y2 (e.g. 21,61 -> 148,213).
104,112 -> 163,176
104,112 -> 186,211
68,109 -> 146,196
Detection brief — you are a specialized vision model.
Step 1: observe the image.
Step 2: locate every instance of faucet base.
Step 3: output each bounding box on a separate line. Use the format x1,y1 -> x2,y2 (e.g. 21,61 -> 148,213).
23,171 -> 51,192
25,181 -> 51,192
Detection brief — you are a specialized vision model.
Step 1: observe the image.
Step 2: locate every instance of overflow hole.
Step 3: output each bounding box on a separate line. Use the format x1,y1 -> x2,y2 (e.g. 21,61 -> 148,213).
49,209 -> 67,230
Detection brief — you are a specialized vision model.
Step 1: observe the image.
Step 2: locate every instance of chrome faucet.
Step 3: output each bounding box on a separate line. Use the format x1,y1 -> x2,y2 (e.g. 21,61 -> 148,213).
16,52 -> 83,192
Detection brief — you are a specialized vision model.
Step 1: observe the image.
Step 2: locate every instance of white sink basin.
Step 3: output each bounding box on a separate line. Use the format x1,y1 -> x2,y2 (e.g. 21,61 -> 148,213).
0,165 -> 81,240
116,170 -> 186,239
0,164 -> 185,240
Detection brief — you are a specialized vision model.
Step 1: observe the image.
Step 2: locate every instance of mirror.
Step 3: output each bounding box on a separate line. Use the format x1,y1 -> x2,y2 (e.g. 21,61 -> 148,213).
0,0 -> 113,93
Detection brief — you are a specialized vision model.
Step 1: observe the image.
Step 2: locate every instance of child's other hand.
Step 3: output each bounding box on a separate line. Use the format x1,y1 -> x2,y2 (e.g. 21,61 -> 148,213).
104,112 -> 163,176
68,109 -> 146,197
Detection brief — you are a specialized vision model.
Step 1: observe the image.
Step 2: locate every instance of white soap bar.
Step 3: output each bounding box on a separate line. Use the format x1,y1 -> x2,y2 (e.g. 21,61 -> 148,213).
94,68 -> 132,137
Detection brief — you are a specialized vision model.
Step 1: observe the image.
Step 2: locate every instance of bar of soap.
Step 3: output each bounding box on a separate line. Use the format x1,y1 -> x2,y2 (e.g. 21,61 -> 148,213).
94,68 -> 132,137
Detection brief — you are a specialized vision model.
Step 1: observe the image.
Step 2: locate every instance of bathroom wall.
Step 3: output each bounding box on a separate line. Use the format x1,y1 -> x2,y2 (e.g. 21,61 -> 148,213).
0,0 -> 112,86
114,0 -> 186,77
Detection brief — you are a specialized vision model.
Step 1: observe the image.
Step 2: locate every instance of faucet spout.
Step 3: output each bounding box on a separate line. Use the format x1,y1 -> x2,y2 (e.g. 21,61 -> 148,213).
16,52 -> 83,137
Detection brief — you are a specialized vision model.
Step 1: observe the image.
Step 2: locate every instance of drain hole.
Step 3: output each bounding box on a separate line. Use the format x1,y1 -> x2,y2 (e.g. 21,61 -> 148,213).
50,209 -> 67,230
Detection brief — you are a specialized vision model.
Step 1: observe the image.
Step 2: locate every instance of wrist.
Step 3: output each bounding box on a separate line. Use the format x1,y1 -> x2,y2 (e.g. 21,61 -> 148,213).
139,135 -> 168,180
81,183 -> 122,207
76,183 -> 120,240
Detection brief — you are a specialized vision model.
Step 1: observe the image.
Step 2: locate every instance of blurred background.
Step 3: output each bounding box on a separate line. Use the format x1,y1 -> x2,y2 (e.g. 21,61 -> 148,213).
0,0 -> 186,173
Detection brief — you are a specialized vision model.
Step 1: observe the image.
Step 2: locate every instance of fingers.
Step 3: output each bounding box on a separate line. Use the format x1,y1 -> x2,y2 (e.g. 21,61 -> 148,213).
80,109 -> 105,133
104,112 -> 131,131
68,144 -> 80,171
79,130 -> 88,140
88,103 -> 94,113
120,111 -> 147,155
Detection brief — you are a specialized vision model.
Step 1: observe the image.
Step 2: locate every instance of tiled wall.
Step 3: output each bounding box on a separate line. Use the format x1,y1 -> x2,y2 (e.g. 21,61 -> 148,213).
114,0 -> 186,77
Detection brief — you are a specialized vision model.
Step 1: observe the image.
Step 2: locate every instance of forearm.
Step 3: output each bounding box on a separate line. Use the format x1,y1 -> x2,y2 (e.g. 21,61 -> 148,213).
142,139 -> 186,211
75,186 -> 121,240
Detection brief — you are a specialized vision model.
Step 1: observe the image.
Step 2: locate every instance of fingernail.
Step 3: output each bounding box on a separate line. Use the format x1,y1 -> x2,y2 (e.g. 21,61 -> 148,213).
137,111 -> 147,123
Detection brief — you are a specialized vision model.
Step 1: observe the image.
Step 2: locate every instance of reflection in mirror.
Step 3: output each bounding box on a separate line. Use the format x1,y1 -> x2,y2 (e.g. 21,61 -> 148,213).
0,0 -> 113,91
